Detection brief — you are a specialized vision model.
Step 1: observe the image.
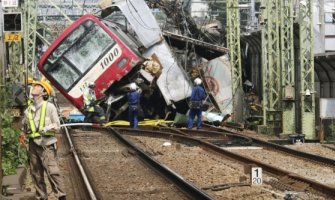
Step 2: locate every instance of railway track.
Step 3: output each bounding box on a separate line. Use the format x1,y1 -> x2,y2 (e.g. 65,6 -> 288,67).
321,144 -> 335,152
117,128 -> 286,199
58,124 -> 98,200
59,124 -> 335,199
117,126 -> 335,198
148,125 -> 335,168
203,124 -> 335,167
60,124 -> 215,199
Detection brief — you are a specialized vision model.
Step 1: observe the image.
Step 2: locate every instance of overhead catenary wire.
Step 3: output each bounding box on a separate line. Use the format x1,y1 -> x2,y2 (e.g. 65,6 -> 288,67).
160,1 -> 206,100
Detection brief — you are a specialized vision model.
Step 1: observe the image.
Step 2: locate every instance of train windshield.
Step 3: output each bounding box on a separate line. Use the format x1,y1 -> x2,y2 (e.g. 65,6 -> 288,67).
43,19 -> 116,91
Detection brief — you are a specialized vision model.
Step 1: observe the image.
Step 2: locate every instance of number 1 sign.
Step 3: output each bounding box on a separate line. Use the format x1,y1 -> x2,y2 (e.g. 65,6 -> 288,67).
251,167 -> 263,185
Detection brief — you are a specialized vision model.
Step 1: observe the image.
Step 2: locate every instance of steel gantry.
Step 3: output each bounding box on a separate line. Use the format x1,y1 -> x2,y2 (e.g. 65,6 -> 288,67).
299,0 -> 315,139
24,0 -> 38,77
23,0 -> 88,78
260,0 -> 315,138
260,0 -> 282,133
280,0 -> 295,135
226,0 -> 243,122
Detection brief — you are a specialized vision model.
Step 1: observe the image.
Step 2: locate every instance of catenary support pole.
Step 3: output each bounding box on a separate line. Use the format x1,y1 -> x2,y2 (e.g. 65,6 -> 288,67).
260,0 -> 282,134
299,0 -> 315,139
226,0 -> 243,122
280,0 -> 296,135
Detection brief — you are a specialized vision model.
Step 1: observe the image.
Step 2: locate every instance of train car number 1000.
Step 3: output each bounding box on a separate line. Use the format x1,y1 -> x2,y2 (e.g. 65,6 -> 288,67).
100,47 -> 120,69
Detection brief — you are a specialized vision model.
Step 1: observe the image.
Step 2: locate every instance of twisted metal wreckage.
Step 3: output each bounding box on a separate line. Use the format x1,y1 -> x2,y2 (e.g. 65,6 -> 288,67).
101,0 -> 234,122
41,0 -> 235,123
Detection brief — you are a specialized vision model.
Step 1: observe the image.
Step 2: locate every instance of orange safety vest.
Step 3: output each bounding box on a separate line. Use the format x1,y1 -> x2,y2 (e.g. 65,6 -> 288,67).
28,101 -> 55,138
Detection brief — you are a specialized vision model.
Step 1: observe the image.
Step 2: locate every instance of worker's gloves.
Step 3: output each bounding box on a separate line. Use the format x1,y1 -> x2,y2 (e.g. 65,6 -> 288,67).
19,132 -> 27,148
43,124 -> 56,132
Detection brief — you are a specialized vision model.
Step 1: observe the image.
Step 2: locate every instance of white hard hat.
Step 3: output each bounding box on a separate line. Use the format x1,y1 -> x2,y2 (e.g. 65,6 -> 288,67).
244,80 -> 253,87
88,82 -> 95,88
194,78 -> 202,85
129,82 -> 137,91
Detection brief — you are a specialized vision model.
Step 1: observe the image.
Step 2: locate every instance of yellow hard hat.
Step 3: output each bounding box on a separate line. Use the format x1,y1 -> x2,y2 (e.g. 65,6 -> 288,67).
40,76 -> 49,82
27,77 -> 35,84
33,80 -> 53,96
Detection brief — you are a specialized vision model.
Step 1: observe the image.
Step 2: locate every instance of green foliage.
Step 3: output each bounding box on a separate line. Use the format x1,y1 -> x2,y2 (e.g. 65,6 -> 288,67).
0,84 -> 13,108
1,111 -> 28,176
327,123 -> 335,139
329,123 -> 335,132
1,110 -> 13,128
0,81 -> 28,175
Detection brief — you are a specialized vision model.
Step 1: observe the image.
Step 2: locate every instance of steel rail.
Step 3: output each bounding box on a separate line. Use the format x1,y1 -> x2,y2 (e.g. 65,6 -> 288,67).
131,126 -> 253,143
108,127 -> 215,200
164,126 -> 253,145
204,124 -> 335,166
117,127 -> 335,197
60,122 -> 98,200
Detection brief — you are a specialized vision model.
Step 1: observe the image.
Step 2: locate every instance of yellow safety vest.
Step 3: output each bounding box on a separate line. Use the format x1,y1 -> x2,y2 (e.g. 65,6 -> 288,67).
84,89 -> 96,112
28,101 -> 55,138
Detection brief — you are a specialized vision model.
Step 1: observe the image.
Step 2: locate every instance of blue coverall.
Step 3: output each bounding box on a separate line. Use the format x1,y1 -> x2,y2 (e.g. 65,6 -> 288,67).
188,85 -> 206,129
127,90 -> 141,128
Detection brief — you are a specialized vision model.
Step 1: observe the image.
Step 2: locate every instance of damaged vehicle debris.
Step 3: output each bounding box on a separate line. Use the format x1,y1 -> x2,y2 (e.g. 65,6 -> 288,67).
38,0 -> 233,123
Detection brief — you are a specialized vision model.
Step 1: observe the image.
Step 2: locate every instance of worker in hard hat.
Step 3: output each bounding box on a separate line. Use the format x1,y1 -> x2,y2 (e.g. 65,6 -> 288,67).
127,82 -> 141,128
21,80 -> 66,200
39,77 -> 57,102
83,82 -> 106,123
188,77 -> 206,129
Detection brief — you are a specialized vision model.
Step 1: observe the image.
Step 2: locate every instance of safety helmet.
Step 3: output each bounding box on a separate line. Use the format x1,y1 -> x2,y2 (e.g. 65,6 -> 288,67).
244,80 -> 253,87
88,82 -> 95,88
27,77 -> 34,84
194,78 -> 202,85
129,82 -> 137,91
33,80 -> 53,96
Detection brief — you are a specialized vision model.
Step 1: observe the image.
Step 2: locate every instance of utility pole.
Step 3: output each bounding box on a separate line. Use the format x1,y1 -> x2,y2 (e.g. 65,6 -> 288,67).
299,0 -> 315,139
0,2 -> 5,192
0,4 -> 6,82
1,0 -> 22,190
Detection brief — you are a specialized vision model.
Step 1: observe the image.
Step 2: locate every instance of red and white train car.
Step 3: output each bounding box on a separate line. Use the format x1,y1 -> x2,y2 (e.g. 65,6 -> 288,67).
38,14 -> 143,110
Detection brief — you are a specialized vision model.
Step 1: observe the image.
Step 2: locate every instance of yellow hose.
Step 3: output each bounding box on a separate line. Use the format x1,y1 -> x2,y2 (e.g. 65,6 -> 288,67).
103,119 -> 174,127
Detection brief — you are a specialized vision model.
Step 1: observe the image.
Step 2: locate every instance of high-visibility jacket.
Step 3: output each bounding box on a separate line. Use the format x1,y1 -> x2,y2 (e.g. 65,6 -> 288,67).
83,88 -> 96,112
28,101 -> 55,138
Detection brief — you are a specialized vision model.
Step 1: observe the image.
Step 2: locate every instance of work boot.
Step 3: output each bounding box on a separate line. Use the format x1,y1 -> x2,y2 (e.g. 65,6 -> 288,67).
58,196 -> 66,200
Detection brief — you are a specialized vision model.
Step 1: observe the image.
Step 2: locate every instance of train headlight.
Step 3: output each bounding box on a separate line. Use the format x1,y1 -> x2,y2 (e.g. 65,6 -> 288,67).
117,58 -> 127,68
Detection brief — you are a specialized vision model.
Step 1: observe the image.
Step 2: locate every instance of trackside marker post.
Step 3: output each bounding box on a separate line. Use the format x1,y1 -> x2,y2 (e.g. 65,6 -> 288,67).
251,167 -> 262,185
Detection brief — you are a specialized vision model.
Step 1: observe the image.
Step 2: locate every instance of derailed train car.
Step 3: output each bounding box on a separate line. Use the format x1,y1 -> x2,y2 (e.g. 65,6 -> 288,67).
38,0 -> 232,121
